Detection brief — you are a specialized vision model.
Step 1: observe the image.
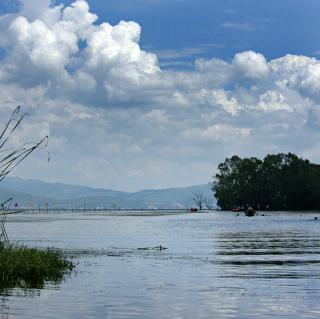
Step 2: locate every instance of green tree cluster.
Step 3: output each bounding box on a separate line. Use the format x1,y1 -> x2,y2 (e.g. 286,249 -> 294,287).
212,153 -> 320,210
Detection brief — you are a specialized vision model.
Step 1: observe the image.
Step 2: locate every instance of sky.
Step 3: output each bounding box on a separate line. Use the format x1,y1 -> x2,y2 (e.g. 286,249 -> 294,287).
0,0 -> 320,191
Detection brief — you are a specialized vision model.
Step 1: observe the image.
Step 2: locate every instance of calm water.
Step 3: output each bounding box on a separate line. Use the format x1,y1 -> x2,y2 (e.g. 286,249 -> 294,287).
1,211 -> 320,318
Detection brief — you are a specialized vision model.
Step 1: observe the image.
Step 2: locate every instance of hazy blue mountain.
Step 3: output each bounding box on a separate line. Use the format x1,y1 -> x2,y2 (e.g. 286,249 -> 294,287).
0,177 -> 121,199
0,188 -> 53,207
0,177 -> 215,209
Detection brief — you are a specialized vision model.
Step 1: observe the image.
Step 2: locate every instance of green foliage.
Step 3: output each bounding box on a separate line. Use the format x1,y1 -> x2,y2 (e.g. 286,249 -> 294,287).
0,243 -> 74,291
0,107 -> 74,293
213,153 -> 320,210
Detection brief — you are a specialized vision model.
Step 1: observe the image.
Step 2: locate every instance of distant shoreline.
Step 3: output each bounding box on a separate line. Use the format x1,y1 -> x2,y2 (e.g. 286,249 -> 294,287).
5,208 -> 320,215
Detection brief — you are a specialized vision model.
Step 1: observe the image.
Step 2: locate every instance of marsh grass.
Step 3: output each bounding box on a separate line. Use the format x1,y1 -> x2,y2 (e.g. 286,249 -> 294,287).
0,242 -> 74,291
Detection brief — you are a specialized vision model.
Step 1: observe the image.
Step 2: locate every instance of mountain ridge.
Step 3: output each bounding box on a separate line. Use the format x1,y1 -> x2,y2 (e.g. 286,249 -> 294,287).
0,177 -> 215,209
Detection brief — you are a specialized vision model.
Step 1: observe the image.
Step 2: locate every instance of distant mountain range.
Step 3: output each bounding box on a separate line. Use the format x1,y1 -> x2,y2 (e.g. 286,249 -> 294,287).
0,177 -> 215,209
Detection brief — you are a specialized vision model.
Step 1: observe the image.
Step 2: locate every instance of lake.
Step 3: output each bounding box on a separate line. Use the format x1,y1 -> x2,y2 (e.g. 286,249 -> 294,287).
1,211 -> 320,318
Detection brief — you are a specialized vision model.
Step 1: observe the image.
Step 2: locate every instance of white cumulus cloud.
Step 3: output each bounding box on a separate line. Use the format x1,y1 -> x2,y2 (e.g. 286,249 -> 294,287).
0,0 -> 319,190
233,50 -> 270,81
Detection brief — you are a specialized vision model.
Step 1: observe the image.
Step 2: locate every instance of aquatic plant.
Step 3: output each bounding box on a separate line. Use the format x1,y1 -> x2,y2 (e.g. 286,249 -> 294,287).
0,106 -> 49,246
0,242 -> 74,291
0,106 -> 49,182
0,106 -> 75,291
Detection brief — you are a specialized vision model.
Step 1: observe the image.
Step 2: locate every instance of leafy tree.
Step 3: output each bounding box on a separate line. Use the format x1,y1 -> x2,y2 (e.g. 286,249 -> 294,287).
213,153 -> 320,211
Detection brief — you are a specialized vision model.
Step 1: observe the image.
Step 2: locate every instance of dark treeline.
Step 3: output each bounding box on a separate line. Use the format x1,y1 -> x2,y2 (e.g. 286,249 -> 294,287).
212,153 -> 320,211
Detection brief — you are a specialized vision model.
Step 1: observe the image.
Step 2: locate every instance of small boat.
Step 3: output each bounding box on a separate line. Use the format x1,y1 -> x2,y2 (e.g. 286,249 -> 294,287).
244,207 -> 255,217
189,207 -> 198,212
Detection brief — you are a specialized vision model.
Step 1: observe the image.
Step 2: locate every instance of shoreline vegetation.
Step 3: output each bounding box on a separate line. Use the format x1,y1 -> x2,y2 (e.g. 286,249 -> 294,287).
213,153 -> 320,211
0,242 -> 74,292
0,106 -> 74,292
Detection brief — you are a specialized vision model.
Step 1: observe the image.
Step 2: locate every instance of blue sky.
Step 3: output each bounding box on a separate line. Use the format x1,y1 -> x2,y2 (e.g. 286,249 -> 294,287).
83,0 -> 320,59
2,0 -> 320,63
69,1 -> 320,61
0,0 -> 320,191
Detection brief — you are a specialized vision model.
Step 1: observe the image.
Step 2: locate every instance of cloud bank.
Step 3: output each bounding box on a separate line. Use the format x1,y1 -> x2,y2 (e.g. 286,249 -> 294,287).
0,0 -> 319,191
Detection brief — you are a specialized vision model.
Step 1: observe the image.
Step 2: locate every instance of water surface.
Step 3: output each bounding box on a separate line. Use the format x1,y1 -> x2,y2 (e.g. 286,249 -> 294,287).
1,211 -> 320,318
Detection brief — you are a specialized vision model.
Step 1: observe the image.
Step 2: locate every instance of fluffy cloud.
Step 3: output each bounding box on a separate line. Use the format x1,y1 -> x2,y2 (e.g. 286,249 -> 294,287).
233,50 -> 270,81
271,54 -> 320,100
0,0 -> 319,191
182,124 -> 251,143
258,91 -> 293,113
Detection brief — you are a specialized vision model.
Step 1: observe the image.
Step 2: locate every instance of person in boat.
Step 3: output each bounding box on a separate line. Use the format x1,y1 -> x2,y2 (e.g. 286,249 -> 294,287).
245,206 -> 255,216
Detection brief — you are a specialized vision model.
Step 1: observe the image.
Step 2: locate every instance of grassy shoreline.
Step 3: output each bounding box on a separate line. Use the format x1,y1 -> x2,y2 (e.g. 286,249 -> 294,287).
0,243 -> 75,291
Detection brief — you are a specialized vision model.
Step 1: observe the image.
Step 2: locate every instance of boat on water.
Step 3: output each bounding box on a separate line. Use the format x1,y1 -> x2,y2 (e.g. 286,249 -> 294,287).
244,207 -> 255,217
231,206 -> 256,216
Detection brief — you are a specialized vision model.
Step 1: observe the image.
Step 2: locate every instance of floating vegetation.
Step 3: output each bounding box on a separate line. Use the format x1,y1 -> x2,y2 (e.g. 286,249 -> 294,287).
137,245 -> 168,251
0,242 -> 74,292
62,246 -> 169,259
